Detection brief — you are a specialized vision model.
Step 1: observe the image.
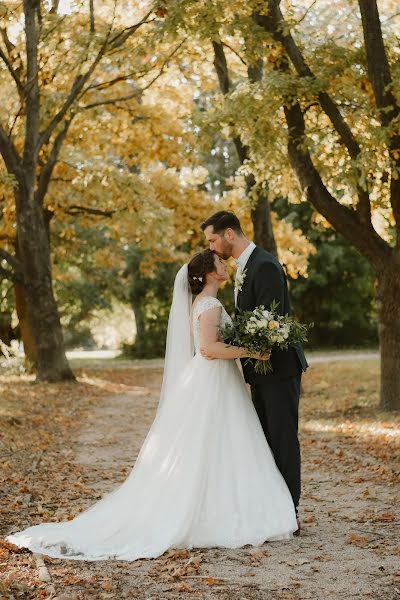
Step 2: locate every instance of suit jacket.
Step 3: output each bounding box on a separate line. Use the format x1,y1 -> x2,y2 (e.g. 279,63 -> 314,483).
236,246 -> 308,384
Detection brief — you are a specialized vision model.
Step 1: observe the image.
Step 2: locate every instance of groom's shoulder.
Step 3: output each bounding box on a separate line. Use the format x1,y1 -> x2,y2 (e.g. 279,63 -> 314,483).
254,246 -> 283,270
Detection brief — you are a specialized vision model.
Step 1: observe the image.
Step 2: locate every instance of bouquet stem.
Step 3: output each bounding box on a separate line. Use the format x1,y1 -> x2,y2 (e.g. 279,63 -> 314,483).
254,358 -> 273,375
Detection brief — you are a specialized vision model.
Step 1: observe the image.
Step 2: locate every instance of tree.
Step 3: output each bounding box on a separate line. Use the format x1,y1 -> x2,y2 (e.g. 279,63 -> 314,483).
163,0 -> 399,408
0,1 -> 197,380
0,1 -> 158,380
0,0 -> 317,373
249,0 -> 399,409
211,41 -> 277,254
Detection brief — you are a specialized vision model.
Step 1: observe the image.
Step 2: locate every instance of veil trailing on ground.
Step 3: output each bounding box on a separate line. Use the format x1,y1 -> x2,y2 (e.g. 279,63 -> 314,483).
157,263 -> 194,414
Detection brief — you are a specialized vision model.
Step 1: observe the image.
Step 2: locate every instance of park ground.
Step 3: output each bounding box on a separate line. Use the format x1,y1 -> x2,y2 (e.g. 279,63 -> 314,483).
0,355 -> 399,600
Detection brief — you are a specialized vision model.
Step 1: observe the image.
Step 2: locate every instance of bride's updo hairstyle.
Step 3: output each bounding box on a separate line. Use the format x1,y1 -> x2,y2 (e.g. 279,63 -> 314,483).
187,249 -> 215,295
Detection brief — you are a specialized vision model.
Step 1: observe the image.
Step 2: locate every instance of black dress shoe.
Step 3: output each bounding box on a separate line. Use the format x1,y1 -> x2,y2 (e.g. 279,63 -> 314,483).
293,518 -> 301,537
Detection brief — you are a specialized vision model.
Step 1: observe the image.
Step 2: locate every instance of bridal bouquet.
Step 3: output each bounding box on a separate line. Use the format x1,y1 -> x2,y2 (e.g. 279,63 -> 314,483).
220,301 -> 312,375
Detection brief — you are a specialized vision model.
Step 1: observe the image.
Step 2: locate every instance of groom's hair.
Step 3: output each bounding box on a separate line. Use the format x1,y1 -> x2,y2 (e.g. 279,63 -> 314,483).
200,211 -> 243,236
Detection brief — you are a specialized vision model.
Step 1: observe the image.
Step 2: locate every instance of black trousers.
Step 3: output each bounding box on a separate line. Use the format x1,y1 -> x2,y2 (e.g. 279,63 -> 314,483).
250,374 -> 301,512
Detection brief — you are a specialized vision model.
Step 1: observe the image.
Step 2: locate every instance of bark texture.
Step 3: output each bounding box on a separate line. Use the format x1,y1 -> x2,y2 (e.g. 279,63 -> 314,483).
376,267 -> 400,411
17,197 -> 73,380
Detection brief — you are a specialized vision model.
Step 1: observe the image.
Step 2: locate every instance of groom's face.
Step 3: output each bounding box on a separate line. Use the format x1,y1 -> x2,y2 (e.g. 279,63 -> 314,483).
204,225 -> 233,259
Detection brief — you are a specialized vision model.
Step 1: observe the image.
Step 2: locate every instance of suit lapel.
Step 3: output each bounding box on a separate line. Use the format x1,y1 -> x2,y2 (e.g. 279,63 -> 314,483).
236,246 -> 259,311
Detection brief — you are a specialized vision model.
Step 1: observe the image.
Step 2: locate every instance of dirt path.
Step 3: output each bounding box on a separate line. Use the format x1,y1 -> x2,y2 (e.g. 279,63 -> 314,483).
52,363 -> 398,600
2,361 -> 398,600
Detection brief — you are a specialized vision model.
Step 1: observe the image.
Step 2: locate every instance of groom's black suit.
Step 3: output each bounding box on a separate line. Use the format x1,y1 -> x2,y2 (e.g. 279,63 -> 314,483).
236,246 -> 308,512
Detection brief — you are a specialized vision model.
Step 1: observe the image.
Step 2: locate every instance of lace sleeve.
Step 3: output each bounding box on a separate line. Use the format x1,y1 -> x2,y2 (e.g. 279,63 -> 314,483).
193,296 -> 222,321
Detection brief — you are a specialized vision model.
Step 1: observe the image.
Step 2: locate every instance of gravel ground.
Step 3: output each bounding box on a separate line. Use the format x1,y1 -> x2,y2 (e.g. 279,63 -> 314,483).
66,366 -> 399,600
2,361 -> 399,600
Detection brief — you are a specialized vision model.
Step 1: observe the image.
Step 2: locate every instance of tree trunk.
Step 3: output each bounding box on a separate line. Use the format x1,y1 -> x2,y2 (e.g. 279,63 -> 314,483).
376,266 -> 400,411
133,303 -> 145,347
13,237 -> 38,369
211,42 -> 278,256
0,313 -> 13,347
14,280 -> 38,369
248,181 -> 278,256
16,190 -> 74,381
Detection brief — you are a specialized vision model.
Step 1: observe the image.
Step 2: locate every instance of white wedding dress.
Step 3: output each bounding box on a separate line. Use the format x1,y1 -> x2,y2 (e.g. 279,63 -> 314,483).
7,271 -> 297,561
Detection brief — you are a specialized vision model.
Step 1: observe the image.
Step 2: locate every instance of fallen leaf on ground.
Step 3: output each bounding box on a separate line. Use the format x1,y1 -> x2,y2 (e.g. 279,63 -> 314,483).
346,534 -> 370,547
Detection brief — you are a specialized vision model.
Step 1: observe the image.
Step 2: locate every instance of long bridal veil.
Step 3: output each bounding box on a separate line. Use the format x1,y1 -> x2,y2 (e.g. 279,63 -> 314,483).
157,264 -> 194,414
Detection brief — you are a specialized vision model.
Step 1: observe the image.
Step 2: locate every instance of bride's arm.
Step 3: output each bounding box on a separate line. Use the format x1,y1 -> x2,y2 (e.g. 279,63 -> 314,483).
199,307 -> 267,360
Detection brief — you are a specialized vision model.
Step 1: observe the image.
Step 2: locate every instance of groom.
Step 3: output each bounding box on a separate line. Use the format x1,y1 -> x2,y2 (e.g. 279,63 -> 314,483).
201,211 -> 308,531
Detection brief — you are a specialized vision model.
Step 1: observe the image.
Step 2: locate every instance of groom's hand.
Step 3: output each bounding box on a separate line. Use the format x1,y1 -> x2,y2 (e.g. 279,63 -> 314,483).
200,347 -> 216,360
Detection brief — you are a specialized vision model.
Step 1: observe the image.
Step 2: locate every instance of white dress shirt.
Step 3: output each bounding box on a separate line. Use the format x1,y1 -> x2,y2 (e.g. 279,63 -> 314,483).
234,242 -> 256,306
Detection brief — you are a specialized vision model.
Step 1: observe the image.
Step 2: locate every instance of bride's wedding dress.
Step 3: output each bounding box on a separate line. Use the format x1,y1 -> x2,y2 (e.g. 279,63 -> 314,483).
6,269 -> 297,561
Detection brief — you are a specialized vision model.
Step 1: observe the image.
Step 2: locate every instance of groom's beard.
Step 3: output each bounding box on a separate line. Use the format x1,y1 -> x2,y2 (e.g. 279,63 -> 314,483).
215,250 -> 231,260
214,241 -> 233,260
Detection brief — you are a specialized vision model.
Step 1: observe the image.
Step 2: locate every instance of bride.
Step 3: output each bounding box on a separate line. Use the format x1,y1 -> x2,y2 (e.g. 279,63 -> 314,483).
6,249 -> 297,561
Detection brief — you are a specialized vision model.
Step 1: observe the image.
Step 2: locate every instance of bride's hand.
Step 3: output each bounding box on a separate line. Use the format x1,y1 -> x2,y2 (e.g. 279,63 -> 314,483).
200,347 -> 216,360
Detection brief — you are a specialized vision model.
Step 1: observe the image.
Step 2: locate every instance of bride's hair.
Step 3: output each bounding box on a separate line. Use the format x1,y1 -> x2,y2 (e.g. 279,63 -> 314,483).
187,249 -> 216,295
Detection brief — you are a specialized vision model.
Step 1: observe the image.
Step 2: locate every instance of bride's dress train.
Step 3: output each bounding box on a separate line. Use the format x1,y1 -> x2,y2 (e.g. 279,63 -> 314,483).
6,294 -> 297,561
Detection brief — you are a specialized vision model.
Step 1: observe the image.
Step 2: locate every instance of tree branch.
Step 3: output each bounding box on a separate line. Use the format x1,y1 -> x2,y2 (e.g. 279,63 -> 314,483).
80,40 -> 186,110
35,116 -> 75,205
0,45 -> 24,98
107,11 -> 153,51
358,0 -> 400,245
40,13 -> 68,43
0,249 -> 21,270
358,0 -> 399,125
37,24 -> 113,151
211,40 -> 278,255
296,0 -> 319,25
89,0 -> 95,33
0,26 -> 16,54
22,0 -> 41,184
385,11 -> 400,22
37,9 -> 154,150
221,41 -> 247,66
0,122 -> 22,175
255,3 -> 362,160
212,41 -> 231,95
62,205 -> 115,217
283,101 -> 389,266
84,73 -> 134,92
0,249 -> 24,283
50,0 -> 59,13
0,266 -> 18,283
252,5 -> 390,265
211,41 -> 247,164
80,87 -> 141,110
8,104 -> 24,138
255,1 -> 371,224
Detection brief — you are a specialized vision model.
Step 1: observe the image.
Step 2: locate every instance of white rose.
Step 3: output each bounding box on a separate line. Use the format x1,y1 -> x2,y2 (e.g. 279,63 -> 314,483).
257,319 -> 269,329
235,268 -> 247,293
